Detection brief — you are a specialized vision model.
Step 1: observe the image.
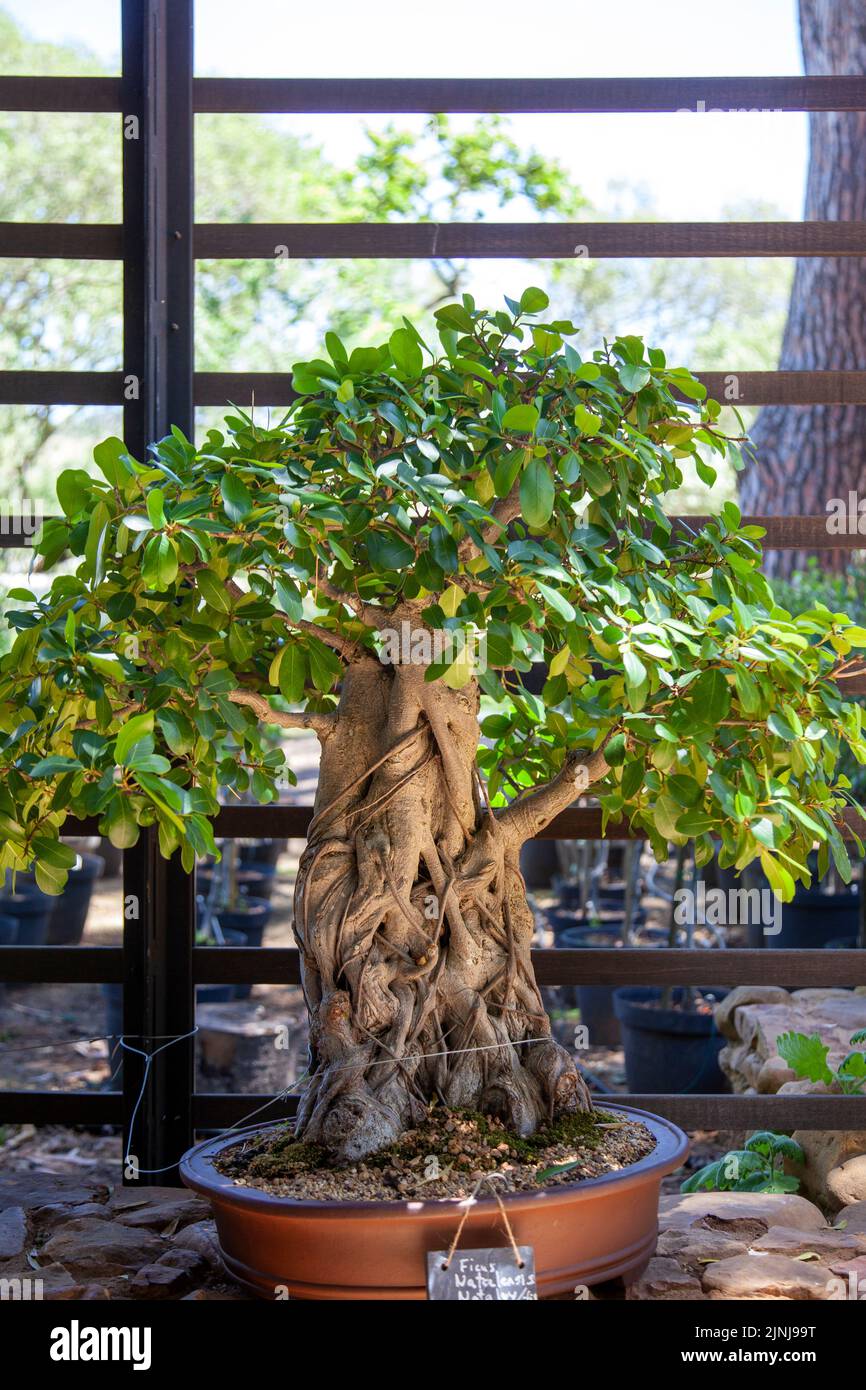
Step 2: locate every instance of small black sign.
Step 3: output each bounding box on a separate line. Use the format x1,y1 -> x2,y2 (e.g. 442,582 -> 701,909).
426,1247 -> 537,1300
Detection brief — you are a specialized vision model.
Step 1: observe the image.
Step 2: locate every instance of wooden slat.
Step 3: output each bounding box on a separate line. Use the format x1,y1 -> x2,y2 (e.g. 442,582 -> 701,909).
672,513 -> 866,549
191,1092 -> 866,1132
192,75 -> 866,115
694,369 -> 866,405
0,1092 -> 122,1125
0,77 -> 124,112
64,805 -> 866,844
614,1093 -> 866,1129
0,223 -> 122,259
192,946 -> 866,989
0,371 -> 123,405
196,368 -> 866,409
1,1089 -> 860,1132
195,221 -> 866,261
0,946 -> 123,984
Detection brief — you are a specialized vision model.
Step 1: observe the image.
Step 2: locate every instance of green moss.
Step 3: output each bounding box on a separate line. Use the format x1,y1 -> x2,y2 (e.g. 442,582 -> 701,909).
245,1134 -> 326,1178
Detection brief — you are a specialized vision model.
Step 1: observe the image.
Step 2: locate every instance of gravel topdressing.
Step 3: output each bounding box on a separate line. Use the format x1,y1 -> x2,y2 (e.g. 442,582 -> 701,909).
215,1107 -> 657,1203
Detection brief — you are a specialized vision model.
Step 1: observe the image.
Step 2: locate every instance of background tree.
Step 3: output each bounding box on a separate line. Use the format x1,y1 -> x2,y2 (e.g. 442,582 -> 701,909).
2,290 -> 864,1161
740,0 -> 866,576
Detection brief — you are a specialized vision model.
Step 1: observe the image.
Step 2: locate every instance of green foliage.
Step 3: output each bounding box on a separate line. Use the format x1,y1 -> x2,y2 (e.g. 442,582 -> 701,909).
681,1131 -> 804,1195
1,290 -> 865,891
778,1030 -> 866,1095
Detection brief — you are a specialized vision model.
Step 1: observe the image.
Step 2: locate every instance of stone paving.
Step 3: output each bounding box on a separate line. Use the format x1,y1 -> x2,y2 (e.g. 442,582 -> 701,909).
3,1173 -> 866,1301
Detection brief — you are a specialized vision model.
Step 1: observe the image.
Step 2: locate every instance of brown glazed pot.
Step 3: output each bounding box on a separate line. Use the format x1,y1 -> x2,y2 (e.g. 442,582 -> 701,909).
180,1103 -> 687,1300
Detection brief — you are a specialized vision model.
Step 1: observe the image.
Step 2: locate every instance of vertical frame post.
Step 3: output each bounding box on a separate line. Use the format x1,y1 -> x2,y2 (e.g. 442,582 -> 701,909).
120,0 -> 195,1184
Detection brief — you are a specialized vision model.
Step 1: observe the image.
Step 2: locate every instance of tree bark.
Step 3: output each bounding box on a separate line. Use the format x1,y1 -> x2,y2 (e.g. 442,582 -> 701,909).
289,656 -> 601,1162
740,0 -> 866,578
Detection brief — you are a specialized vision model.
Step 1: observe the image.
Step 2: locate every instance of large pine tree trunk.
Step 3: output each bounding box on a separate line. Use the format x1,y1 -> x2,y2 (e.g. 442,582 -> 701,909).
290,656 -> 592,1163
740,0 -> 866,578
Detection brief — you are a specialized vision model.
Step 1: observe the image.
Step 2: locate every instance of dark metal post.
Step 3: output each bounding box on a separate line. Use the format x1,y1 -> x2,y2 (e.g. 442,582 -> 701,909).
120,0 -> 195,1184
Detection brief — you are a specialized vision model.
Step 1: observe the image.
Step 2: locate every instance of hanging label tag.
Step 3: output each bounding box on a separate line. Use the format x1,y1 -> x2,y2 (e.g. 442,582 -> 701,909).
426,1247 -> 537,1300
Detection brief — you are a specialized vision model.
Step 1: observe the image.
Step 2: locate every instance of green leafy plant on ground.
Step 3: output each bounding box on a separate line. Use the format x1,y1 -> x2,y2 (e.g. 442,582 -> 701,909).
778,1029 -> 866,1094
2,289 -> 866,1161
681,1131 -> 805,1194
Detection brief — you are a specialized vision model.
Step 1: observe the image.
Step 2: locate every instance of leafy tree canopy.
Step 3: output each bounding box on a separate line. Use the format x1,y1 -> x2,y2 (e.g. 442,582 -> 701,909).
1,289 -> 864,894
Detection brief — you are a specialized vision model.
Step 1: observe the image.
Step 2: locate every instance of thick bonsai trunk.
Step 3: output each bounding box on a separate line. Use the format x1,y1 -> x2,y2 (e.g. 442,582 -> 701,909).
740,0 -> 866,578
291,656 -> 592,1162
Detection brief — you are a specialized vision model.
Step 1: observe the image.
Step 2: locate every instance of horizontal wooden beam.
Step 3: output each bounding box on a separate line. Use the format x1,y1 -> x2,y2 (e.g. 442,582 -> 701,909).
4,369 -> 866,411
616,1093 -> 866,1129
195,221 -> 866,261
0,371 -> 124,405
196,368 -> 866,409
0,945 -> 123,984
0,77 -> 124,112
0,223 -> 122,259
191,75 -> 866,115
3,76 -> 866,118
59,804 -> 866,845
2,1088 -> 861,1133
0,1091 -> 122,1126
191,945 -> 866,989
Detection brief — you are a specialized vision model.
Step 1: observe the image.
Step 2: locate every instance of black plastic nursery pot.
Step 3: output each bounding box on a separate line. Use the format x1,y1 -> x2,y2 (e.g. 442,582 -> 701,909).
0,890 -> 52,945
613,986 -> 729,1094
209,900 -> 272,999
746,884 -> 860,949
46,852 -> 104,945
197,863 -> 277,903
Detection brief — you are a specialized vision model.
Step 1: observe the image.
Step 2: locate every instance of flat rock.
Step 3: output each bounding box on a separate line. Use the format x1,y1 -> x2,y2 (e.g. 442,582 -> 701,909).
0,1206 -> 27,1261
659,1191 -> 827,1238
715,987 -> 790,1041
128,1250 -> 204,1299
173,1220 -> 223,1270
793,1131 -> 866,1211
656,1227 -> 748,1269
835,1200 -> 866,1234
41,1216 -> 163,1277
182,1287 -> 251,1300
0,1264 -> 76,1297
107,1188 -> 209,1232
0,1175 -> 107,1214
626,1257 -> 706,1301
702,1253 -> 845,1300
750,1225 -> 866,1258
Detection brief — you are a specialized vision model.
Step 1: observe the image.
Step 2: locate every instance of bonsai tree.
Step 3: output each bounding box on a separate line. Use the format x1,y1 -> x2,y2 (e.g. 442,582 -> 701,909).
2,287 -> 866,1164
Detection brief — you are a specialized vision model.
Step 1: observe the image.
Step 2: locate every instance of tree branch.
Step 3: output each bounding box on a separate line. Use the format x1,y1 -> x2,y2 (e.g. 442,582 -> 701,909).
458,479 -> 522,563
223,577 -> 359,658
228,690 -> 335,737
497,746 -> 610,847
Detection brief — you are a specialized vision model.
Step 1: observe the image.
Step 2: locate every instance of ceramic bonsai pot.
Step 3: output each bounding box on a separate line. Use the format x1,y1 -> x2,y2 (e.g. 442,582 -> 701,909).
180,1103 -> 687,1300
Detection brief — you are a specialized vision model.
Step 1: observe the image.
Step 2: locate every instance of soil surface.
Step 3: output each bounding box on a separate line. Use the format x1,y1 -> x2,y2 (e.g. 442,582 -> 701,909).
215,1105 -> 657,1202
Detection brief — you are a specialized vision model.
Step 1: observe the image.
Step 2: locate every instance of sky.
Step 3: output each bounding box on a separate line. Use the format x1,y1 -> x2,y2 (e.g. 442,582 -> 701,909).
1,0 -> 810,221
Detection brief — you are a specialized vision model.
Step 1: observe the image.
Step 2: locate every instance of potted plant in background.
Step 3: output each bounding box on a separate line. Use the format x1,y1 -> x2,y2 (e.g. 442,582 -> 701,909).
1,289 -> 864,1299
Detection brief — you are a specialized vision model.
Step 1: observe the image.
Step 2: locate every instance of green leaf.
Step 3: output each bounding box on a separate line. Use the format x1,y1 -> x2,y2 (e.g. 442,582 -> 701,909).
142,534 -> 178,589
115,712 -> 155,766
367,529 -> 415,572
220,472 -> 252,522
519,459 -> 555,528
275,645 -> 307,703
93,436 -> 129,486
197,569 -> 232,614
618,363 -> 651,392
146,489 -> 166,530
777,1031 -> 833,1086
519,286 -> 549,314
691,669 -> 730,724
501,404 -> 539,433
